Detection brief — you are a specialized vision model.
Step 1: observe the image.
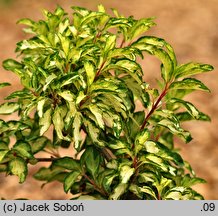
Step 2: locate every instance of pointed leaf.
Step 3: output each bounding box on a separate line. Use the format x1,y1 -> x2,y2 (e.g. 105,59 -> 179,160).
109,183 -> 128,200
0,82 -> 11,89
0,150 -> 9,162
84,61 -> 96,86
0,102 -> 19,115
72,112 -> 83,150
169,78 -> 210,92
120,165 -> 135,183
8,157 -> 27,183
81,147 -> 101,178
175,62 -> 213,79
2,59 -> 23,72
39,108 -> 52,135
54,157 -> 81,171
64,171 -> 80,193
170,98 -> 203,120
31,137 -> 49,154
52,106 -> 69,140
13,141 -> 33,159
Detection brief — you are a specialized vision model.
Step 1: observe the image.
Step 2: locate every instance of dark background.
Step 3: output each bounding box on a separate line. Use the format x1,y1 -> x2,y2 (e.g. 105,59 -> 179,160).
0,0 -> 217,199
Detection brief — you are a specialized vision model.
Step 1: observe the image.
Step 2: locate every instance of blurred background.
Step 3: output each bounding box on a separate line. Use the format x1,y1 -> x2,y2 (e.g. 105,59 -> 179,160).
0,0 -> 217,199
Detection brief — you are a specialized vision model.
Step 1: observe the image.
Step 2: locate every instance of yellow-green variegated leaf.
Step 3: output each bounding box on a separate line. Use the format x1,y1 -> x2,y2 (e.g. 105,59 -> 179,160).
120,165 -> 135,183
169,98 -> 205,120
39,108 -> 52,135
175,62 -> 213,79
52,106 -> 69,140
0,102 -> 19,115
72,112 -> 83,150
84,120 -> 104,147
109,183 -> 128,200
8,157 -> 27,183
169,78 -> 210,92
84,61 -> 96,86
13,141 -> 33,159
0,82 -> 11,89
158,118 -> 192,143
64,171 -> 81,193
89,104 -> 104,129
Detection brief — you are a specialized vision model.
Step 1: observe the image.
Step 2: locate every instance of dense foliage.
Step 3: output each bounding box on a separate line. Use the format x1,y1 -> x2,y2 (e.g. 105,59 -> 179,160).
0,5 -> 213,200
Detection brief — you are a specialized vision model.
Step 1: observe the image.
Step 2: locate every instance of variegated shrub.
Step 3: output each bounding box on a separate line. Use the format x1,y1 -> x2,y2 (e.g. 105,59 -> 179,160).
0,5 -> 213,200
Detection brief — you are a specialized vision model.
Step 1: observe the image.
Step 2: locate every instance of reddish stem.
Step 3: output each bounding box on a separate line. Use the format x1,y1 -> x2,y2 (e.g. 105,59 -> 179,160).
94,61 -> 106,81
141,84 -> 169,130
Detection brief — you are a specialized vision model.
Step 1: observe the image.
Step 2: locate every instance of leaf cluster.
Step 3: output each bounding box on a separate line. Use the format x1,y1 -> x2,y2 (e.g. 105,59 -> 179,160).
0,5 -> 213,200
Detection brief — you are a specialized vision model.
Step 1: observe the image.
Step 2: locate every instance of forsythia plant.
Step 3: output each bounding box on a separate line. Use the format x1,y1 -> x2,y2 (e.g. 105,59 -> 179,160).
0,5 -> 213,200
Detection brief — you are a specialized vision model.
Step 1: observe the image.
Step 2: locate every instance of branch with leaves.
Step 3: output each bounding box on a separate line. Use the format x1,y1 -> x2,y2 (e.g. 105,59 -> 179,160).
0,4 -> 213,200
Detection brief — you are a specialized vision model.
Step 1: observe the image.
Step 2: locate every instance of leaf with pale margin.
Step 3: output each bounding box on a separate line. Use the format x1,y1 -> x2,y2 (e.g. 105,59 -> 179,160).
175,62 -> 213,79
0,102 -> 19,115
8,157 -> 27,183
169,78 -> 210,92
40,108 -> 52,135
64,171 -> 81,193
109,183 -> 128,200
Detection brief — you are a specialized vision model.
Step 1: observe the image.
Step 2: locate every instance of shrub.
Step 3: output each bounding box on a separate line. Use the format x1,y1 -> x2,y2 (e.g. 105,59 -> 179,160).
0,5 -> 213,200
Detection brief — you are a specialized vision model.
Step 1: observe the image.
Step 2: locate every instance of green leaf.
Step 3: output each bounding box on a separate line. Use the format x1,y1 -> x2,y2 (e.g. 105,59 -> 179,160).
0,82 -> 11,89
138,171 -> 160,184
17,18 -> 35,26
175,62 -> 213,79
134,129 -> 150,155
104,35 -> 116,54
5,89 -> 32,100
176,111 -> 211,122
30,137 -> 49,154
129,18 -> 155,40
34,166 -> 63,181
54,157 -> 81,171
107,59 -> 142,83
52,106 -> 69,141
181,174 -> 206,187
127,111 -> 145,138
140,185 -> 157,199
0,141 -> 9,150
155,111 -> 192,143
163,187 -> 195,200
2,59 -> 23,72
43,73 -> 57,91
7,121 -> 29,131
119,165 -> 135,183
0,150 -> 9,162
8,157 -> 27,183
84,120 -> 104,147
58,91 -> 75,102
129,184 -> 143,199
170,98 -> 203,120
158,118 -> 192,143
39,108 -> 52,135
103,173 -> 118,192
0,102 -> 19,115
37,98 -> 47,118
169,78 -> 210,92
81,147 -> 101,178
84,61 -> 96,86
131,36 -> 176,81
13,141 -> 33,159
72,112 -> 83,150
135,129 -> 150,145
64,171 -> 80,193
89,104 -> 104,129
105,18 -> 131,30
109,183 -> 128,200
